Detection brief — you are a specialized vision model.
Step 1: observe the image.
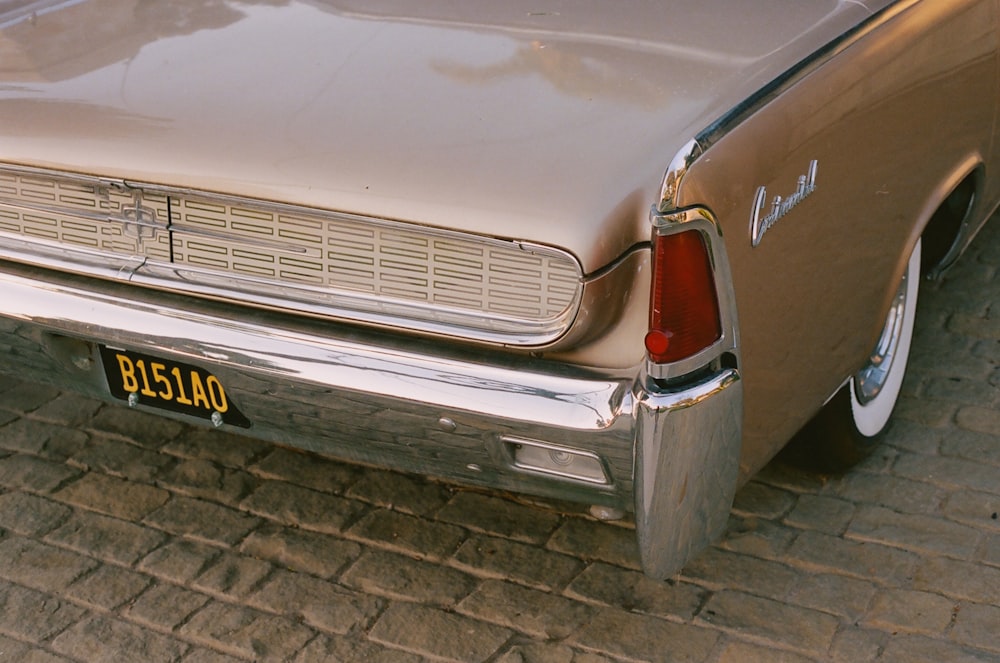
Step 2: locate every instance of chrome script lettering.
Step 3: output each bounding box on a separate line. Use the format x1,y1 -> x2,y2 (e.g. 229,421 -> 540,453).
750,160 -> 818,247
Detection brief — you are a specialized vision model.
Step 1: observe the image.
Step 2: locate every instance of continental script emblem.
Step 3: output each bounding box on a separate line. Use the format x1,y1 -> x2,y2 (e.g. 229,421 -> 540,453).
750,160 -> 817,247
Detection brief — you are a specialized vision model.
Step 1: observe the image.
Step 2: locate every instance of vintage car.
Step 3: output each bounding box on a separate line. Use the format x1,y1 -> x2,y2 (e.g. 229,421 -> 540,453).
0,0 -> 995,578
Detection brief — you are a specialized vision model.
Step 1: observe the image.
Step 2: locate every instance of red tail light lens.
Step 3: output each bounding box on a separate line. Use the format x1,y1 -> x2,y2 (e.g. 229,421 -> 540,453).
645,230 -> 722,363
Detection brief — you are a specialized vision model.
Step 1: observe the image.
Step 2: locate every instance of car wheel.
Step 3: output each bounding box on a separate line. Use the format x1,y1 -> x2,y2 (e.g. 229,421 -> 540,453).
786,238 -> 921,472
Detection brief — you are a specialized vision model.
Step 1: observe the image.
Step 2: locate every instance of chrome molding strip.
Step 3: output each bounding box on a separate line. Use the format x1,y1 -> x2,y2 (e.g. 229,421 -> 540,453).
0,164 -> 583,345
693,0 -> 914,154
659,1 -> 913,213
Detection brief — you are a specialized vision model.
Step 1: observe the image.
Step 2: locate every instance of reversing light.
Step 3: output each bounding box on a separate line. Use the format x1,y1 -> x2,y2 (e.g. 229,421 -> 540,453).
645,229 -> 722,363
502,436 -> 610,484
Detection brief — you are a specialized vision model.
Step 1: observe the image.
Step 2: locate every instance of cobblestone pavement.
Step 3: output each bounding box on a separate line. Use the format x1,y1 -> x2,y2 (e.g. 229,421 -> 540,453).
0,219 -> 997,663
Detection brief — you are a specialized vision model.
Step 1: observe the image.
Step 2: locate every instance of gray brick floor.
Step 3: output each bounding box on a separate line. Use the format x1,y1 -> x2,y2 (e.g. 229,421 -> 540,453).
0,217 -> 997,662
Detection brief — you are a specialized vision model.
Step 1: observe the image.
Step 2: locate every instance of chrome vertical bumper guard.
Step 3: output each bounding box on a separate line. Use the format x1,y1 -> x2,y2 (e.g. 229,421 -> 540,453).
634,368 -> 742,578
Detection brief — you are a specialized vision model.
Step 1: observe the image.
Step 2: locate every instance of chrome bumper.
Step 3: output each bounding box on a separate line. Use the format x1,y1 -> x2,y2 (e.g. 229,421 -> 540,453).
0,264 -> 742,578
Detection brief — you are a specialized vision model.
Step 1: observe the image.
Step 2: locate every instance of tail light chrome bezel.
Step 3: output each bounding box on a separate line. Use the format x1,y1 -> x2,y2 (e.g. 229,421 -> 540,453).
646,206 -> 740,381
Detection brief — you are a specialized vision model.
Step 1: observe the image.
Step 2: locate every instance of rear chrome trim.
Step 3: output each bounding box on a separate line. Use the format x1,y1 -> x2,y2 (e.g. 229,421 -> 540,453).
0,164 -> 583,346
0,264 -> 633,504
634,367 -> 742,579
0,259 -> 745,578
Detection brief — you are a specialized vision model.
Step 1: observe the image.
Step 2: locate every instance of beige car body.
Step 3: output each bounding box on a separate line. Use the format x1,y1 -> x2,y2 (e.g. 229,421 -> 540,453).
0,0 -> 996,576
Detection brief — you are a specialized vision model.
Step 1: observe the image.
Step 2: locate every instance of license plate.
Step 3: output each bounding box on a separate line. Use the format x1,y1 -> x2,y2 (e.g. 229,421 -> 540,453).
99,346 -> 250,428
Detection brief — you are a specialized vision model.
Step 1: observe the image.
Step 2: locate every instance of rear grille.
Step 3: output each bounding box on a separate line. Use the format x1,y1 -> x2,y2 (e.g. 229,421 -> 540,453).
0,165 -> 582,344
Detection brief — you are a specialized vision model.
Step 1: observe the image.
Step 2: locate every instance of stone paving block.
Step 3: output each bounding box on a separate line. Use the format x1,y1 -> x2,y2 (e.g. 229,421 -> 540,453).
53,472 -> 170,521
161,428 -> 273,468
348,508 -> 467,560
44,511 -> 166,566
138,539 -> 221,584
979,532 -> 1000,567
0,374 -> 21,393
0,382 -> 60,414
178,648 -> 246,663
730,481 -> 797,519
436,492 -> 562,544
179,601 -> 317,661
924,377 -> 995,405
124,583 -> 211,632
547,518 -> 642,571
0,492 -> 71,537
880,418 -> 944,455
782,495 -> 856,535
973,338 -> 1000,361
240,480 -> 366,533
457,578 -> 594,639
785,530 -> 920,584
0,454 -> 79,493
893,395 -> 958,428
27,393 -> 103,428
716,640 -> 817,663
345,469 -> 452,516
247,568 -> 382,635
64,564 -> 151,611
948,312 -> 1000,339
0,635 -> 67,663
719,515 -> 797,558
950,602 -> 1000,654
341,550 -> 476,607
85,407 -> 185,449
143,496 -> 261,546
565,561 -> 706,621
907,347 -> 994,385
494,642 -> 609,663
830,471 -> 946,515
913,556 -> 1000,604
878,633 -> 997,663
700,590 -> 840,655
157,458 -> 256,507
240,523 -> 361,579
0,537 -> 97,593
369,602 -> 512,663
451,533 -> 584,592
681,547 -> 801,602
0,581 -> 87,643
956,406 -> 1000,437
846,505 -> 982,558
827,627 -> 888,663
51,615 -> 187,662
863,589 -> 957,636
568,607 -> 719,663
941,489 -> 1000,532
68,436 -> 174,483
784,572 -> 879,621
249,447 -> 360,494
893,453 -> 1000,495
0,419 -> 85,460
191,552 -> 273,601
940,430 -> 1000,467
574,654 -> 620,663
295,633 -> 422,663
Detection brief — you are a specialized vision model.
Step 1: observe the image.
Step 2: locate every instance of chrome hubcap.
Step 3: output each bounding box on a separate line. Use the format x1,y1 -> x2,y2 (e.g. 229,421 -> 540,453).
854,270 -> 909,405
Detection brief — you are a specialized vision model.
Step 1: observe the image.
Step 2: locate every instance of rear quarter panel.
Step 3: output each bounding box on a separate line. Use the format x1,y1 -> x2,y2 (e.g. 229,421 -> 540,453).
675,0 -> 1000,479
